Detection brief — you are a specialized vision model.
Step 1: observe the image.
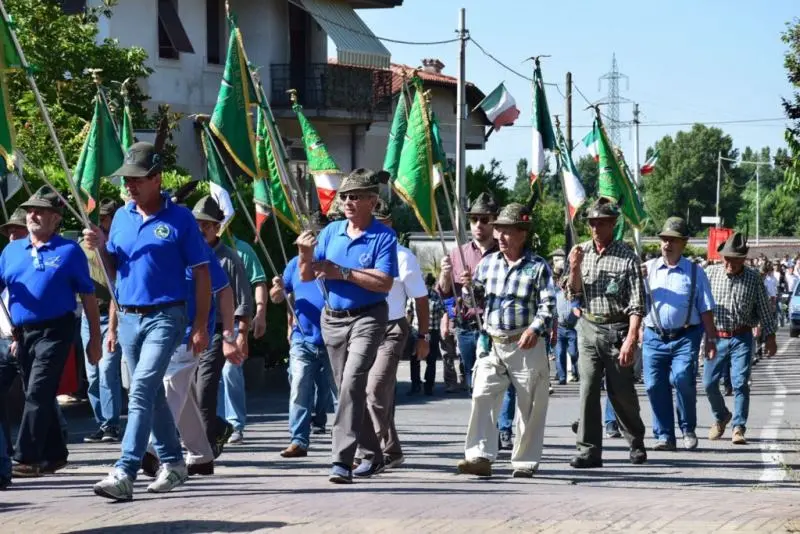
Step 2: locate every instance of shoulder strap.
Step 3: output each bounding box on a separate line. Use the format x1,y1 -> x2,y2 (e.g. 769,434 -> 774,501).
683,262 -> 698,328
647,259 -> 666,335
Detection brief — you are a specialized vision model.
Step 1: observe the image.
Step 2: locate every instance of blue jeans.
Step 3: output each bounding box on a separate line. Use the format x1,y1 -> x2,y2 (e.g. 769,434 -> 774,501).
217,361 -> 246,432
456,329 -> 480,390
703,332 -> 753,430
643,326 -> 703,442
287,340 -> 333,448
81,314 -> 122,430
604,394 -> 616,425
497,384 -> 516,433
555,326 -> 578,382
115,306 -> 187,479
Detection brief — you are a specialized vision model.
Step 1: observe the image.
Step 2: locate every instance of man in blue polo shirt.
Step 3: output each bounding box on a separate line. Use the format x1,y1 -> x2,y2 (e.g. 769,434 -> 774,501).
296,168 -> 398,484
271,211 -> 333,458
0,186 -> 102,478
83,142 -> 212,501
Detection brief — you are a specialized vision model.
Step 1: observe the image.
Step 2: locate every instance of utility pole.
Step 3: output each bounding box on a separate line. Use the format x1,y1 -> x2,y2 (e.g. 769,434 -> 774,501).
756,159 -> 760,245
719,154 -> 770,239
631,103 -> 642,255
715,151 -> 722,227
565,72 -> 573,150
564,72 -> 573,253
454,8 -> 468,243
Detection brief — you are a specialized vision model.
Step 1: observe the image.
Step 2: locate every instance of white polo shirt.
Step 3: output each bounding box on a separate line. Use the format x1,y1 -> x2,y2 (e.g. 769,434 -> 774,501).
386,244 -> 427,321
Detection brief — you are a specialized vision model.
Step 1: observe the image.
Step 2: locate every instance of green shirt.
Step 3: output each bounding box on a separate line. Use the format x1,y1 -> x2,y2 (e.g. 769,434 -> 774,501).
233,237 -> 267,286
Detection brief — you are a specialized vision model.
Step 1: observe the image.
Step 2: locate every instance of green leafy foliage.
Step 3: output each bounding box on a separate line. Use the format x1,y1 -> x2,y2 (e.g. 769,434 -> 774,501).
781,18 -> 800,191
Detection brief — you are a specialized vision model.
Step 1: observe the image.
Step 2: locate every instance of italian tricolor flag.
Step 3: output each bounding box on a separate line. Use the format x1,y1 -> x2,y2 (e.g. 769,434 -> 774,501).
641,149 -> 659,175
476,83 -> 520,129
293,100 -> 342,214
582,126 -> 600,161
530,62 -> 556,186
558,133 -> 587,219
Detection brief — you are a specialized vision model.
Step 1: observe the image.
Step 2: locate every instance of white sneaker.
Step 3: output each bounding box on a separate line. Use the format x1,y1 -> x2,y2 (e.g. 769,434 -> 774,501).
93,469 -> 134,501
146,463 -> 188,494
227,431 -> 244,444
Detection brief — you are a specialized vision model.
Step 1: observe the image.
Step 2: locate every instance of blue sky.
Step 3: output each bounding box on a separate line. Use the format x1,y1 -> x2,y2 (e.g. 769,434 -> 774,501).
357,0 -> 797,180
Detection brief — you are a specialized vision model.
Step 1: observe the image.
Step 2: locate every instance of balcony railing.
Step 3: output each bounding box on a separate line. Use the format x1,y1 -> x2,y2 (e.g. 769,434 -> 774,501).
270,63 -> 393,122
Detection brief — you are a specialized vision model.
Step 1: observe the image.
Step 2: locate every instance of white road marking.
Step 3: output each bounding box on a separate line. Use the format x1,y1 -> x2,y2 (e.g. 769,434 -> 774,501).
759,340 -> 790,483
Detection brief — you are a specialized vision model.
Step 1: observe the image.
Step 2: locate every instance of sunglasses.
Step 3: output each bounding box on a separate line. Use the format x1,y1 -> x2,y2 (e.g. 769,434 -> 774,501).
469,216 -> 492,225
338,193 -> 371,202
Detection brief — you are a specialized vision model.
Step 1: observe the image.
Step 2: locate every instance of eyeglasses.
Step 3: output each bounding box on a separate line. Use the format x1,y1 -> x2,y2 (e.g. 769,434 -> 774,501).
338,193 -> 371,202
30,247 -> 44,272
469,216 -> 492,225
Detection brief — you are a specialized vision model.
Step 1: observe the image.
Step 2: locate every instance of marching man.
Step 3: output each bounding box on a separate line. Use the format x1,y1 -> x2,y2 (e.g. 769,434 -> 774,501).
457,203 -> 555,478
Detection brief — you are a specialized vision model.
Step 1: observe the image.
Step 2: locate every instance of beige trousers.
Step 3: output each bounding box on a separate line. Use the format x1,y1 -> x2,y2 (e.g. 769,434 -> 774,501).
464,331 -> 550,470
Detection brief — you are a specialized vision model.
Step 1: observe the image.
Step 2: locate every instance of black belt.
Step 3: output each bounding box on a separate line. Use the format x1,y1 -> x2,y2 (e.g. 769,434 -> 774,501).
325,301 -> 384,319
120,301 -> 184,316
19,312 -> 75,333
647,324 -> 701,341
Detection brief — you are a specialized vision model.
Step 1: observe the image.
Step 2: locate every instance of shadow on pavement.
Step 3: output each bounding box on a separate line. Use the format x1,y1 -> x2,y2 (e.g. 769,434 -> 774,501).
65,520 -> 288,533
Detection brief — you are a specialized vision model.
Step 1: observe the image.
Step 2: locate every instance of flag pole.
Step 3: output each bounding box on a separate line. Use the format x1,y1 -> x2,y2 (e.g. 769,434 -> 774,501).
0,0 -> 118,308
197,118 -> 304,334
0,178 -> 8,220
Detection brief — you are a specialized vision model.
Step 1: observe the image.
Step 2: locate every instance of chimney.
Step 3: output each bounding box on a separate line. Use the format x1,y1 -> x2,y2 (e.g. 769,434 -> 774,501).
421,58 -> 445,74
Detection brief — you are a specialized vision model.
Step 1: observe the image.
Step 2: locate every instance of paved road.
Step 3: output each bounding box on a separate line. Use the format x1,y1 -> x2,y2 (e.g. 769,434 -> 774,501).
2,332 -> 800,533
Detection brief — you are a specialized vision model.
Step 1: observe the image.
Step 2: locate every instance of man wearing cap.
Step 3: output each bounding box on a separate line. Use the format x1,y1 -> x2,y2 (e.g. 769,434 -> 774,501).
81,198 -> 124,445
271,211 -> 336,458
642,217 -> 717,451
0,186 -> 102,478
192,196 -> 253,455
438,193 -> 499,392
295,168 -> 398,483
84,142 -> 213,500
457,203 -> 555,478
353,200 -> 428,471
408,273 -> 443,396
566,198 -> 647,468
704,232 -> 776,445
217,234 -> 269,445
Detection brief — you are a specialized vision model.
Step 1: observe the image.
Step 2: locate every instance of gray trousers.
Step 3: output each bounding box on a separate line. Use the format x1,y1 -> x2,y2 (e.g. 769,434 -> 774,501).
322,302 -> 388,466
358,318 -> 410,460
576,318 -> 646,459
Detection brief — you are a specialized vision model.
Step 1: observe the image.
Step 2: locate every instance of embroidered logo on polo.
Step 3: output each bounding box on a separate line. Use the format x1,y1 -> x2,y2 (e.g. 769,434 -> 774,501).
359,252 -> 373,267
44,256 -> 62,268
154,224 -> 170,239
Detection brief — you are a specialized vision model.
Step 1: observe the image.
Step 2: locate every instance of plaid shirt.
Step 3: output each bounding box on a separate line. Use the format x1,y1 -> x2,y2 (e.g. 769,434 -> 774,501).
566,239 -> 645,318
407,288 -> 444,332
467,250 -> 555,335
706,264 -> 777,336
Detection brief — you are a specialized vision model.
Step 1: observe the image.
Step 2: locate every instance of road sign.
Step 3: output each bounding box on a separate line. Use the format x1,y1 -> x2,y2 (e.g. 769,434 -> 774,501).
701,216 -> 721,225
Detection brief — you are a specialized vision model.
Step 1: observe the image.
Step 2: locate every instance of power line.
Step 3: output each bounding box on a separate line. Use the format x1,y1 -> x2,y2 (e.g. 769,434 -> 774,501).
285,0 -> 460,46
469,38 -> 531,82
436,117 -> 787,129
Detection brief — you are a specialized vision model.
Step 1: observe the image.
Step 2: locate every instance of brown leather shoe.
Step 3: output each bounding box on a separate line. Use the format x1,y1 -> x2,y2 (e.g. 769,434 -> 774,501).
456,457 -> 492,477
731,426 -> 747,445
41,459 -> 68,475
188,461 -> 214,476
708,411 -> 733,440
280,444 -> 308,458
12,463 -> 41,478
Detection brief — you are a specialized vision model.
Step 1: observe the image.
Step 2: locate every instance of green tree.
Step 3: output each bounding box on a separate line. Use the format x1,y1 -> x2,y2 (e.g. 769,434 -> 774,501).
642,124 -> 740,235
511,157 -> 530,202
575,154 -> 598,201
5,0 -> 151,167
781,18 -> 800,190
465,158 -> 511,206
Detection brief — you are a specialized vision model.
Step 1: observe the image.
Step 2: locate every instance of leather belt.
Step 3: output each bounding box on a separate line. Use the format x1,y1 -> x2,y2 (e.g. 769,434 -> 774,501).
646,324 -> 701,341
325,301 -> 384,319
490,331 -> 524,344
119,301 -> 184,316
583,312 -> 628,325
717,326 -> 751,338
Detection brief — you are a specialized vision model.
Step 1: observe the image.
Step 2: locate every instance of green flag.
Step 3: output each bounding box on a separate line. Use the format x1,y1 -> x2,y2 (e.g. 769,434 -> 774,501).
74,94 -> 125,218
394,80 -> 437,235
383,89 -> 408,181
210,15 -> 259,178
430,111 -> 449,189
256,105 -> 301,234
595,116 -> 647,228
121,102 -> 135,151
0,13 -> 19,171
293,99 -> 342,214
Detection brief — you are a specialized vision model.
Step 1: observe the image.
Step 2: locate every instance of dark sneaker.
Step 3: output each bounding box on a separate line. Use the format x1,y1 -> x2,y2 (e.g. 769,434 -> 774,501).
83,428 -> 105,443
605,422 -> 622,439
214,422 -> 234,459
329,463 -> 353,484
0,477 -> 10,490
187,461 -> 214,476
498,431 -> 513,451
406,384 -> 421,396
629,448 -> 648,465
353,460 -> 385,478
311,425 -> 326,435
724,385 -> 733,397
571,420 -> 579,434
456,457 -> 492,477
569,456 -> 603,469
41,459 -> 68,474
384,455 -> 405,469
653,440 -> 676,451
101,427 -> 121,443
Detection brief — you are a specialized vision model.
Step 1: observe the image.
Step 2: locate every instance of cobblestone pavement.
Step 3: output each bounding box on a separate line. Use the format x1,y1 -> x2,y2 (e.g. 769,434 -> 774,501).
2,333 -> 800,533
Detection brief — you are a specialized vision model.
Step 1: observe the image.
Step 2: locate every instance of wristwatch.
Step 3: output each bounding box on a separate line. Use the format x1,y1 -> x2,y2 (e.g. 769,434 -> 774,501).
417,332 -> 431,342
706,337 -> 718,344
339,266 -> 352,280
222,331 -> 237,344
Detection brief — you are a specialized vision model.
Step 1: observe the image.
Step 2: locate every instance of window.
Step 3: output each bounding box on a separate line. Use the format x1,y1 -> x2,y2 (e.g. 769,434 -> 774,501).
206,0 -> 224,65
158,0 -> 194,60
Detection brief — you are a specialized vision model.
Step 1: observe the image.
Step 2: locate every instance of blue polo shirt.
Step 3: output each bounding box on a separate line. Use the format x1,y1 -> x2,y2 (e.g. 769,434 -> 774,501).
0,235 -> 94,325
107,193 -> 209,306
283,256 -> 325,346
645,256 -> 715,330
183,244 -> 230,345
313,218 -> 398,311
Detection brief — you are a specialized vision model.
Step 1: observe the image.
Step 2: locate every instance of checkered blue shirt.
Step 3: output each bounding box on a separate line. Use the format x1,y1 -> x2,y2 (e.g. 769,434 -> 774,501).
467,250 -> 555,335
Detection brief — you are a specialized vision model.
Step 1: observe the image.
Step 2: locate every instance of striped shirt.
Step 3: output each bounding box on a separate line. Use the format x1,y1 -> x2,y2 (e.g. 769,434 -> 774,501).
566,239 -> 645,318
706,264 -> 777,336
468,250 -> 555,335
